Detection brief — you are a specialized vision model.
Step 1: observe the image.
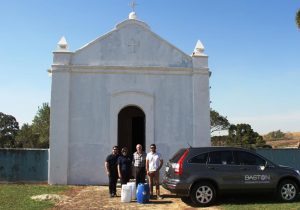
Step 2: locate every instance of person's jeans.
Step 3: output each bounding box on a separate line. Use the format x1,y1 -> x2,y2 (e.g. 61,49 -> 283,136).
108,174 -> 118,195
134,166 -> 146,186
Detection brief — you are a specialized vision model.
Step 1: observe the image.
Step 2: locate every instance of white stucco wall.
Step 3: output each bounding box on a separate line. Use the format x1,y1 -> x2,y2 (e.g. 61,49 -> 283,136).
65,72 -> 195,184
71,20 -> 192,68
49,18 -> 210,185
49,71 -> 70,184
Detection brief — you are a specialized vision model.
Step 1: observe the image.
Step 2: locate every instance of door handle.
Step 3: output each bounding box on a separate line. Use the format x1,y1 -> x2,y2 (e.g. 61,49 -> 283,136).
240,167 -> 249,171
207,166 -> 215,170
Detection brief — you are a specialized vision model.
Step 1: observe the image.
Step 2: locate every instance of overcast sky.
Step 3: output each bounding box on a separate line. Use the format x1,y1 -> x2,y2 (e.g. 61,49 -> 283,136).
0,0 -> 299,134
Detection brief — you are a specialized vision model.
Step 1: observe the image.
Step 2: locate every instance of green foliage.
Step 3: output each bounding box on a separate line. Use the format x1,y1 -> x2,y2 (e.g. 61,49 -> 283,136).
0,112 -> 19,148
0,184 -> 70,210
15,103 -> 50,148
264,130 -> 286,141
15,123 -> 39,148
31,103 -> 50,148
211,135 -> 228,146
210,110 -> 267,148
210,109 -> 230,134
227,123 -> 265,148
297,9 -> 300,29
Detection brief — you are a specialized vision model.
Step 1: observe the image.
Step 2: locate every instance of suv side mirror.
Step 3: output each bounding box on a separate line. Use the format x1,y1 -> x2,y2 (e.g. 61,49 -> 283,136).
258,161 -> 273,171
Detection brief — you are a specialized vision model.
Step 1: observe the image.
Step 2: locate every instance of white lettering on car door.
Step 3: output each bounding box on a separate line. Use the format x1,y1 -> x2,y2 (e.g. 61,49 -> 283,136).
244,175 -> 271,183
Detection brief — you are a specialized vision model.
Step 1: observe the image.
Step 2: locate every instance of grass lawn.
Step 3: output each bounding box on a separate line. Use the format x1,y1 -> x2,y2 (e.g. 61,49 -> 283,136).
221,202 -> 300,210
0,184 -> 70,210
217,194 -> 300,210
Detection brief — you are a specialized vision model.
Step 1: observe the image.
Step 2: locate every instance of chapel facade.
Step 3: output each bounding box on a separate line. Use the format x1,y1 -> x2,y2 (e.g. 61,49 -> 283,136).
49,12 -> 211,185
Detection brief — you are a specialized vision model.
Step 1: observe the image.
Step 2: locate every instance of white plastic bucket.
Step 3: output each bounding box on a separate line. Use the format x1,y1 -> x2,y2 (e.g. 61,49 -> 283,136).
121,184 -> 132,203
127,182 -> 136,200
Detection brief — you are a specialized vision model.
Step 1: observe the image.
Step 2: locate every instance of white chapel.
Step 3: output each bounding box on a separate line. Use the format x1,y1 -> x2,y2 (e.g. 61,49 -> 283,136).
49,11 -> 211,185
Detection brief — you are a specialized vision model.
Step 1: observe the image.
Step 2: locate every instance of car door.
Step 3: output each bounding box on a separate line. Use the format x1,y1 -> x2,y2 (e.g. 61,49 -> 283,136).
233,151 -> 276,190
205,150 -> 243,190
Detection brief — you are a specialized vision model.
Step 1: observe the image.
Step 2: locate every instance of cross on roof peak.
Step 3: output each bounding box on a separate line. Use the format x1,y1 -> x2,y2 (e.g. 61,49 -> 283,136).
129,0 -> 138,12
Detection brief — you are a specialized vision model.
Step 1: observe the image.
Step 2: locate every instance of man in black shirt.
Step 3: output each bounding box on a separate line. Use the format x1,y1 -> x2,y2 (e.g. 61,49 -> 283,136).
117,147 -> 132,184
105,145 -> 119,197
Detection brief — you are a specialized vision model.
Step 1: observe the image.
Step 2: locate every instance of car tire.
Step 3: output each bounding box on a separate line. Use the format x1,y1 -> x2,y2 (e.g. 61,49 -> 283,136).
190,182 -> 216,207
277,179 -> 299,202
181,196 -> 192,204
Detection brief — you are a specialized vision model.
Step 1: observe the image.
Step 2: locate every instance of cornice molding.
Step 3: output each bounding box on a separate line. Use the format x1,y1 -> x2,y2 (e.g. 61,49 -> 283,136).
111,90 -> 154,99
50,65 -> 210,76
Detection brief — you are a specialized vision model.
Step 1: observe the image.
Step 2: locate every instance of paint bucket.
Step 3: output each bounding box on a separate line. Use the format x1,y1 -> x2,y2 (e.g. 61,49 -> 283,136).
136,183 -> 150,204
121,184 -> 132,203
127,182 -> 136,200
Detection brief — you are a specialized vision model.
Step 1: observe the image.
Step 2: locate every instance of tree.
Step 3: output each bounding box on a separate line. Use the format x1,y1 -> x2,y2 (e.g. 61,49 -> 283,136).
0,112 -> 19,148
31,103 -> 50,148
211,135 -> 227,146
15,103 -> 50,148
264,130 -> 285,141
297,9 -> 300,29
227,123 -> 265,147
15,123 -> 39,148
210,109 -> 230,134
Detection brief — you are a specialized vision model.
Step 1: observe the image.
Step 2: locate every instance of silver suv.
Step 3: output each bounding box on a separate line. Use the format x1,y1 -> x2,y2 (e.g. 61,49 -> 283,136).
162,147 -> 300,207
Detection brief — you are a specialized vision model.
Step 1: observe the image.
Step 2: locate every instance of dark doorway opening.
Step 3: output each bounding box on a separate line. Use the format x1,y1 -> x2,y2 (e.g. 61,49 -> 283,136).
118,106 -> 145,156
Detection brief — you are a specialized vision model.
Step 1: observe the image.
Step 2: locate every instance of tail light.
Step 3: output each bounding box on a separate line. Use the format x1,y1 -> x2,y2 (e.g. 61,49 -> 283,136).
174,149 -> 189,175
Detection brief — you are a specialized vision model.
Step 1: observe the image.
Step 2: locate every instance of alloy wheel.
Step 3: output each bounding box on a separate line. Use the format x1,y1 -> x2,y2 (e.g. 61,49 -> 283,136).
195,185 -> 213,204
281,183 -> 296,201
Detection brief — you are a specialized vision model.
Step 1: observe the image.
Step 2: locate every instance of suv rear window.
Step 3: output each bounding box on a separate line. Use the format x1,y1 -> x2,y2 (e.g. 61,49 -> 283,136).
169,148 -> 187,162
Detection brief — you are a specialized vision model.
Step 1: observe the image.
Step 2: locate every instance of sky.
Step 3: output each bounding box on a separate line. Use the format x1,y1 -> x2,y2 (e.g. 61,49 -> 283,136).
0,0 -> 299,135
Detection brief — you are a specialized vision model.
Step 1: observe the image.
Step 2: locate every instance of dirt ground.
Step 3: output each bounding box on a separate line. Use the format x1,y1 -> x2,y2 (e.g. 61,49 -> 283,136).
266,139 -> 300,148
51,185 -> 219,210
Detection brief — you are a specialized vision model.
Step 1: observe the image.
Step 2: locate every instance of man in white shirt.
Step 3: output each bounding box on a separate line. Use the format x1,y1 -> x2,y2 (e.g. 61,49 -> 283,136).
146,144 -> 163,199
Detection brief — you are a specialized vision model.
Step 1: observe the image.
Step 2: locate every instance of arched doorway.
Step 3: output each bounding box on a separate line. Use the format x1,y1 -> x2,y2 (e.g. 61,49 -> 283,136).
118,106 -> 145,156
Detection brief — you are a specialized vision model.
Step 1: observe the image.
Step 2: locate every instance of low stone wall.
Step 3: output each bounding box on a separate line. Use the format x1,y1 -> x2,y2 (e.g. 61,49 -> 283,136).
0,148 -> 299,183
0,148 -> 48,182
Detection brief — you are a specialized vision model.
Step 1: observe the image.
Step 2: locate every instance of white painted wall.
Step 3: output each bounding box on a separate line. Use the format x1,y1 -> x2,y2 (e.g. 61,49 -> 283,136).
49,18 -> 210,185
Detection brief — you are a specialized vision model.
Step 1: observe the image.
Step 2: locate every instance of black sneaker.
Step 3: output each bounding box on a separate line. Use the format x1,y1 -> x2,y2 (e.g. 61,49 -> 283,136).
150,195 -> 156,199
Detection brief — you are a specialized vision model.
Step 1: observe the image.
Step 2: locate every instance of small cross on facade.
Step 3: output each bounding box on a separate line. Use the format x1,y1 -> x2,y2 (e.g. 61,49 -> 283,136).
127,39 -> 139,53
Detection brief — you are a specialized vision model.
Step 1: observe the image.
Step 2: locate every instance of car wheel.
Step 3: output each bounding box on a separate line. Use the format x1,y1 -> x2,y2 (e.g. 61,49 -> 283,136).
277,180 -> 299,202
190,182 -> 216,207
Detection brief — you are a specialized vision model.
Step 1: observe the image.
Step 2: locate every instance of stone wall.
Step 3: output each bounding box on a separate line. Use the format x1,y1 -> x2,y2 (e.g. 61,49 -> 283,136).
0,148 -> 300,183
257,148 -> 300,170
0,149 -> 48,182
